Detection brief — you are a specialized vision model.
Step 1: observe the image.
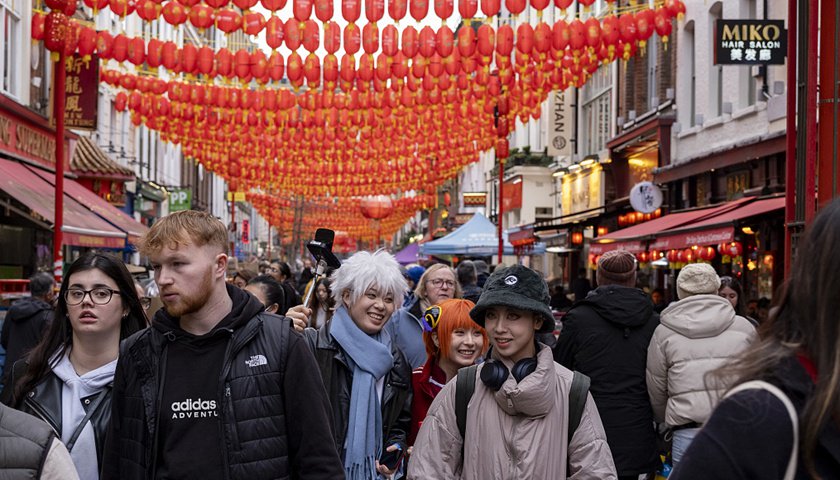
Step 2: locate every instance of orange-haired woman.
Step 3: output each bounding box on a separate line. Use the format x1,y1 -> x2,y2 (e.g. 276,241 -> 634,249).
408,299 -> 488,445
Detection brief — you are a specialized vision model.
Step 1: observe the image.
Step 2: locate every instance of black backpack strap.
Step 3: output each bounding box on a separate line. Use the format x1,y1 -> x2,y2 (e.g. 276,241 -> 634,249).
455,364 -> 478,444
567,371 -> 590,445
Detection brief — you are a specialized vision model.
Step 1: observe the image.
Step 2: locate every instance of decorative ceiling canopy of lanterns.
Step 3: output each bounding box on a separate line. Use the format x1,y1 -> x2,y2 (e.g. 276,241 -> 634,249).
34,0 -> 685,244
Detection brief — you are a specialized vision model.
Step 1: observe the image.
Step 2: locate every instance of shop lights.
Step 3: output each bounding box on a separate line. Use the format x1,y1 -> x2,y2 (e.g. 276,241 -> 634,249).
741,226 -> 755,235
571,232 -> 584,245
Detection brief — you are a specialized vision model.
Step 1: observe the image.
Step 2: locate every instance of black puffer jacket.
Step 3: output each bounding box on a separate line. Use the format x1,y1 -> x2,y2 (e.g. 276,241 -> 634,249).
554,285 -> 660,477
101,286 -> 343,480
304,320 -> 413,459
0,297 -> 53,381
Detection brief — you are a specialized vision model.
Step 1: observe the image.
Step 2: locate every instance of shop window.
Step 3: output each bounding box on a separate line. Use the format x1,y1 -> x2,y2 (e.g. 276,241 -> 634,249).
1,0 -> 21,98
581,66 -> 611,155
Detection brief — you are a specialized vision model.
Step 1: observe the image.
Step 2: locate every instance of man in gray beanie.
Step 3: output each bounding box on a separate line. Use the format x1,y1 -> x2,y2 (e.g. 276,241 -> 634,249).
554,250 -> 660,480
646,262 -> 756,468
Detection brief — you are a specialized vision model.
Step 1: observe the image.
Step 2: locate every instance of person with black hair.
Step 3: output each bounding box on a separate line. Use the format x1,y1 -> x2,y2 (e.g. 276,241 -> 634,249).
309,278 -> 335,329
456,261 -> 482,304
409,264 -> 616,479
270,261 -> 302,313
245,275 -> 285,314
718,276 -> 758,327
1,272 -> 55,384
1,252 -> 147,480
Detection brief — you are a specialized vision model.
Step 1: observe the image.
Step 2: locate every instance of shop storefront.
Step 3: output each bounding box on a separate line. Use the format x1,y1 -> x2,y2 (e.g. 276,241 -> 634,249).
0,95 -> 148,277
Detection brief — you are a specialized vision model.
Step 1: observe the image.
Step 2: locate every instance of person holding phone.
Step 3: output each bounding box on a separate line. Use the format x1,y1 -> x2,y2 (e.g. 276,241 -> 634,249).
292,250 -> 413,479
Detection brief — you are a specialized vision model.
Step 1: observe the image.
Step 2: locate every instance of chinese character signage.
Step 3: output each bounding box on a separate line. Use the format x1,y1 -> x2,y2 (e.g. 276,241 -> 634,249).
546,90 -> 574,157
169,188 -> 192,212
51,54 -> 99,130
714,20 -> 787,65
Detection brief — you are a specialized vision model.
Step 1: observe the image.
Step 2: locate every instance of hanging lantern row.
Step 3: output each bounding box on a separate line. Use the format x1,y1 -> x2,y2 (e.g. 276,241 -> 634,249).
76,0 -> 685,31
35,2 -> 679,83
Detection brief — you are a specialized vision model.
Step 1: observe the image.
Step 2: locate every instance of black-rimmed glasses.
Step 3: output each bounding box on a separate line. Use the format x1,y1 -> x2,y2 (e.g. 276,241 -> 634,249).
65,288 -> 121,306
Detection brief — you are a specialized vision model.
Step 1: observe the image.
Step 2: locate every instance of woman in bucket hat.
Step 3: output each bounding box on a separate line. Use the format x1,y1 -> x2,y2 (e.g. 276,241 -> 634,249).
408,264 -> 617,480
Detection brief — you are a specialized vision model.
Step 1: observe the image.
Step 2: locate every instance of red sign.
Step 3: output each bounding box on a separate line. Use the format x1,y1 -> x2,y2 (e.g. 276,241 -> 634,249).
502,180 -> 522,211
649,226 -> 734,251
0,109 -> 69,169
62,54 -> 99,130
241,218 -> 250,244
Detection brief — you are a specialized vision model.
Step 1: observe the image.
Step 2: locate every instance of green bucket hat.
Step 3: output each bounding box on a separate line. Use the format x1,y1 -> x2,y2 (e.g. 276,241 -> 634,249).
470,264 -> 554,333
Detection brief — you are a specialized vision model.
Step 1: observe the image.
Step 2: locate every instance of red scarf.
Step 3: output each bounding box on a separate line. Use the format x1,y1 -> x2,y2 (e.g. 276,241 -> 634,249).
796,352 -> 818,384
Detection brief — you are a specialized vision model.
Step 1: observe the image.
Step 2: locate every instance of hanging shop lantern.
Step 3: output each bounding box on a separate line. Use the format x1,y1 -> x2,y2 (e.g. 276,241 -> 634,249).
458,0 -> 477,21
137,0 -> 162,21
243,12 -> 266,35
360,195 -> 394,219
216,9 -> 243,35
161,2 -> 187,25
635,8 -> 654,49
77,26 -> 97,60
389,0 -> 407,23
409,0 -> 428,22
654,8 -> 673,47
342,0 -> 361,23
505,0 -> 525,17
435,0 -> 453,21
44,11 -> 68,58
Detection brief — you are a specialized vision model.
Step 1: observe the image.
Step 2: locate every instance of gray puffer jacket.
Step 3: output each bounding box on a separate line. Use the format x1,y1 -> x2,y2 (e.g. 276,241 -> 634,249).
646,294 -> 756,427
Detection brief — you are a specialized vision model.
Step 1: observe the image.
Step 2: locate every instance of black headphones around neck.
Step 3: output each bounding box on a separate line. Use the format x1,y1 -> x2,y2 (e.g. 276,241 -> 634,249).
479,344 -> 539,391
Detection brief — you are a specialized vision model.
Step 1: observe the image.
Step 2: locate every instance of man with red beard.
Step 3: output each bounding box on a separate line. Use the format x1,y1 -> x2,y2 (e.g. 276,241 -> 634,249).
101,210 -> 343,480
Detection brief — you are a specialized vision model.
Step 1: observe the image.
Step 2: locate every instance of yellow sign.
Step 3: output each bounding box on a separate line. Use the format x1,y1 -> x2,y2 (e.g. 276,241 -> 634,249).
226,192 -> 246,202
560,165 -> 604,221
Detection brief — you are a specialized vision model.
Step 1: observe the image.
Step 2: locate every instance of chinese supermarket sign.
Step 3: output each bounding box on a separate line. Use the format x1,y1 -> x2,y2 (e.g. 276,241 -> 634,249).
714,19 -> 787,65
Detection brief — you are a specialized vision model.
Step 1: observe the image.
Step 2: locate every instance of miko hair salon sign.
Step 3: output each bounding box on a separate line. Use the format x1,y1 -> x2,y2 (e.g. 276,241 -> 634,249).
714,19 -> 787,65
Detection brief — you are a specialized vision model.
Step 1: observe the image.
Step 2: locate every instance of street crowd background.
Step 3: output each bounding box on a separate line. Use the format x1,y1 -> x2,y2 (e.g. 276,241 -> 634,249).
0,202 -> 837,479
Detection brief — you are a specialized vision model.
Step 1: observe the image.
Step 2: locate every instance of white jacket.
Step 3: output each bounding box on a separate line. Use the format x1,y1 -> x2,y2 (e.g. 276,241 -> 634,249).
646,294 -> 756,426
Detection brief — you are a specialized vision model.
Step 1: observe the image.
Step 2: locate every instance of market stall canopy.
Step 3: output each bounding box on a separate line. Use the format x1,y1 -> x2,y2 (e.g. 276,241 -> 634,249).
420,212 -> 545,256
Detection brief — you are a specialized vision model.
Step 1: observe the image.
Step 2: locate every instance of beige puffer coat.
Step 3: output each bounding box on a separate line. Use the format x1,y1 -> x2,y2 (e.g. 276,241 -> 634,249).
646,294 -> 756,427
407,345 -> 617,480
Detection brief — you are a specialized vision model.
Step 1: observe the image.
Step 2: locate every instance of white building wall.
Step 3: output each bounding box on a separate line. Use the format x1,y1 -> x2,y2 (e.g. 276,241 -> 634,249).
673,0 -> 788,165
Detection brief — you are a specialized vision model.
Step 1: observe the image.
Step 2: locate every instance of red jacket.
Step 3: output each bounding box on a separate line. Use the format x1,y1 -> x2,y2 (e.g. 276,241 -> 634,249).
408,358 -> 447,445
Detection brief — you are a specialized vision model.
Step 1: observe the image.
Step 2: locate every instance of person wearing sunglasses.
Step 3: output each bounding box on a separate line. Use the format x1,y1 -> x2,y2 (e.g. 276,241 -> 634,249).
408,299 -> 488,446
1,252 -> 147,479
388,264 -> 463,369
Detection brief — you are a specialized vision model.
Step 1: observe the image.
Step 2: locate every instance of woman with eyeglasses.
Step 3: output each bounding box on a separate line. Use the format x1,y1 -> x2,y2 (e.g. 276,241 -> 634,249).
244,275 -> 285,314
408,299 -> 487,446
388,264 -> 463,369
718,276 -> 759,327
1,252 -> 147,479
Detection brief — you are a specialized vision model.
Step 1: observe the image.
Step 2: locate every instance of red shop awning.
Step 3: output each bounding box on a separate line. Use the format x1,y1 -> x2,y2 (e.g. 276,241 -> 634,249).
0,158 -> 127,248
650,196 -> 785,250
29,166 -> 147,244
590,197 -> 752,253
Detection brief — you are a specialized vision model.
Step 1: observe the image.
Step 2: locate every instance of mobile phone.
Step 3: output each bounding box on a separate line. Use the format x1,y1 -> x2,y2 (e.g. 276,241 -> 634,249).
379,444 -> 404,471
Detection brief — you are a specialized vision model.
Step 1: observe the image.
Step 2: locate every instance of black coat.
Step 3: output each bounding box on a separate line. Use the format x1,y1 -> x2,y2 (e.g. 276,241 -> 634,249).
671,356 -> 840,479
554,285 -> 660,476
303,321 -> 413,458
101,307 -> 343,480
1,297 -> 52,381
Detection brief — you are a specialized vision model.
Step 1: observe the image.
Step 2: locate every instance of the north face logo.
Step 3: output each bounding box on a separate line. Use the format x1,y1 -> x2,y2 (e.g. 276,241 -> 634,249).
245,354 -> 268,368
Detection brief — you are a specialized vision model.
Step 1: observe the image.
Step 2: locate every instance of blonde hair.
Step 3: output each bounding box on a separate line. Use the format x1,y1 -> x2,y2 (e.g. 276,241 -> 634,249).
414,263 -> 463,301
138,210 -> 228,256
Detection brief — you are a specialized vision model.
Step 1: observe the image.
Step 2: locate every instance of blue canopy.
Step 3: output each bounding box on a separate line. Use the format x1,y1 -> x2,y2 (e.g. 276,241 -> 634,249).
419,212 -> 545,256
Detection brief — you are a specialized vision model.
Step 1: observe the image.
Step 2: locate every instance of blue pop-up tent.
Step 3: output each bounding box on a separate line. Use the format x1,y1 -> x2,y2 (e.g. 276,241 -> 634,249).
419,213 -> 545,256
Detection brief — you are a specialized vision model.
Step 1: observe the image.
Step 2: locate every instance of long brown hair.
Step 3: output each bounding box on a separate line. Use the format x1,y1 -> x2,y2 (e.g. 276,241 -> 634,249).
10,252 -> 147,406
715,200 -> 840,478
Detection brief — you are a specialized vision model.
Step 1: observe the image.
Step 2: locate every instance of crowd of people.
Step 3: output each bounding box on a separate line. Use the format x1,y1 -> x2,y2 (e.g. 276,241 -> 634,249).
0,202 -> 838,479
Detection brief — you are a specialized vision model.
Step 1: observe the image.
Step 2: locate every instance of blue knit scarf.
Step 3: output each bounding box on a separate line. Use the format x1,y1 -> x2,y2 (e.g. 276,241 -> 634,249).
330,305 -> 395,480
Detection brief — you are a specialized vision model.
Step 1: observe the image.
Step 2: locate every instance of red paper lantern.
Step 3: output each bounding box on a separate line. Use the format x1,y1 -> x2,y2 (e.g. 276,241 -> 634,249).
505,0 -> 524,16
360,195 -> 394,219
316,0 -> 334,21
654,8 -> 673,46
44,11 -> 68,54
82,0 -> 108,14
216,9 -> 243,34
728,242 -> 743,257
458,0 -> 477,20
77,26 -> 97,60
127,36 -> 146,66
496,24 -> 513,55
435,0 -> 453,21
553,0 -> 571,12
419,26 -> 436,58
480,0 -> 498,17
436,26 -> 454,57
364,22 -> 380,54
262,0 -> 286,10
233,0 -> 259,10
294,0 -> 314,22
114,91 -> 128,112
243,12 -> 266,35
389,0 -> 407,22
161,41 -> 179,70
699,246 -> 716,261
635,8 -> 655,48
409,0 -> 428,22
137,0 -> 161,21
32,13 -> 46,41
161,2 -> 187,25
189,4 -> 215,31
325,21 -> 341,54
285,18 -> 302,50
401,26 -> 418,57
267,50 -> 285,81
342,0 -> 361,23
637,251 -> 649,263
302,19 -> 319,52
344,23 -> 361,54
